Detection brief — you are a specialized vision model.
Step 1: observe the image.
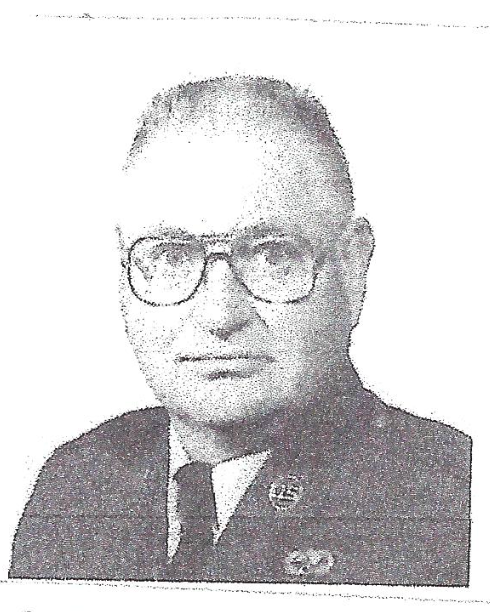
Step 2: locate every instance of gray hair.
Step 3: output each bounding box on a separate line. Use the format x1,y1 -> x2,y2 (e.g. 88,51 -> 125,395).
124,75 -> 354,207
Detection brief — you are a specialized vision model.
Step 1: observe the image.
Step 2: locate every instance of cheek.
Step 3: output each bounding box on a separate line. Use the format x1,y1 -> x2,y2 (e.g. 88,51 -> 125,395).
120,285 -> 186,353
254,283 -> 347,357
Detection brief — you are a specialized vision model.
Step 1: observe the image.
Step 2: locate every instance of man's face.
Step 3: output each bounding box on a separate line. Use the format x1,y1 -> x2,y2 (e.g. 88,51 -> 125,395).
117,127 -> 353,426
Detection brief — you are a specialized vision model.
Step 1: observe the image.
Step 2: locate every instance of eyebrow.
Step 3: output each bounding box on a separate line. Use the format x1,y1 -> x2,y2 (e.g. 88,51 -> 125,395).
141,225 -> 195,239
125,221 -> 324,262
238,223 -> 293,240
124,222 -> 318,260
140,222 -> 296,241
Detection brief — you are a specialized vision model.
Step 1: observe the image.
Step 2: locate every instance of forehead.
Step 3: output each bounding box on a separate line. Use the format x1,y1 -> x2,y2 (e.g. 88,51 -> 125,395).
116,130 -> 346,247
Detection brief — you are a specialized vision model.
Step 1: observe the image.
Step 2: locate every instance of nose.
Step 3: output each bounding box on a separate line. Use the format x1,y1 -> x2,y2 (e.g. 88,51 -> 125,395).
193,257 -> 254,340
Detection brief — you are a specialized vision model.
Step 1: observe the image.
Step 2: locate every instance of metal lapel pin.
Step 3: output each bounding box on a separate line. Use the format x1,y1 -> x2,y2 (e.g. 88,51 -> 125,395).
285,549 -> 335,577
269,475 -> 303,511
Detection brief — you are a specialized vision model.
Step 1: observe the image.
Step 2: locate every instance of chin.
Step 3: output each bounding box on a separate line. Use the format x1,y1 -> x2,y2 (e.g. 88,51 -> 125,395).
160,382 -> 289,427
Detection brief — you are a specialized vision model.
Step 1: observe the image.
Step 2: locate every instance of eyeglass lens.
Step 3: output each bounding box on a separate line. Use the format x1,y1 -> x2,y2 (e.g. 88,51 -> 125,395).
128,236 -> 316,305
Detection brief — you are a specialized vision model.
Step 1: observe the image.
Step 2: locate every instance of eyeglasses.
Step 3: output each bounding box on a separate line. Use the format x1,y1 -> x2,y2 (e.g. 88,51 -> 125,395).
124,232 -> 327,306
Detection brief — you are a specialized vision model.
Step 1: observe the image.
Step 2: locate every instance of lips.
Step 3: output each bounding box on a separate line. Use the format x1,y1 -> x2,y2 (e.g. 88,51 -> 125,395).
177,352 -> 274,362
176,352 -> 275,379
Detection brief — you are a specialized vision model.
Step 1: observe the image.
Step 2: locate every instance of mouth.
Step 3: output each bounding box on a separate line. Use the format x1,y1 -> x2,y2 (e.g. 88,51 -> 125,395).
177,353 -> 275,363
176,352 -> 275,379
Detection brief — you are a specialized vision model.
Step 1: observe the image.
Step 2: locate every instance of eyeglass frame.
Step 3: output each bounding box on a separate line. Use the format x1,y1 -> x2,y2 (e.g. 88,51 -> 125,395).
121,231 -> 332,307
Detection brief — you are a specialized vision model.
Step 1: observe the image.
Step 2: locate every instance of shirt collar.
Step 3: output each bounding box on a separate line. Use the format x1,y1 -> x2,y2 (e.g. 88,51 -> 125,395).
168,419 -> 270,476
167,420 -> 271,544
168,421 -> 192,479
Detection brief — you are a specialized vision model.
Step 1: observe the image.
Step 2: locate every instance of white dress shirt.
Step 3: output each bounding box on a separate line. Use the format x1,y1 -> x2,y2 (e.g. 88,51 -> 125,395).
167,422 -> 270,559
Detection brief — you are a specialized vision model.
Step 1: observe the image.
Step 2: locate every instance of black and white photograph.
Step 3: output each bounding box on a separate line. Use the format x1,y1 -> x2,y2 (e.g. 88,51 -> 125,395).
1,3 -> 489,610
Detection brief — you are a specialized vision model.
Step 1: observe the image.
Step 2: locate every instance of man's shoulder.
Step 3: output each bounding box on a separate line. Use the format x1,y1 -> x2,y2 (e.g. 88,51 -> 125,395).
298,388 -> 470,518
316,386 -> 471,473
369,393 -> 471,468
326,389 -> 472,517
25,407 -> 169,513
51,405 -> 168,460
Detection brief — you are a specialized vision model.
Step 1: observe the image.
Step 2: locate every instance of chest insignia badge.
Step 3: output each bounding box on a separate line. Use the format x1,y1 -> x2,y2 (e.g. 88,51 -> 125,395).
285,549 -> 335,577
269,475 -> 303,511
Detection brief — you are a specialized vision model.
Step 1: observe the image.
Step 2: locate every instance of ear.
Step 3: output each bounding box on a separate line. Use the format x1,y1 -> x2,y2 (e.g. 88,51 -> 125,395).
338,216 -> 375,328
115,224 -> 126,262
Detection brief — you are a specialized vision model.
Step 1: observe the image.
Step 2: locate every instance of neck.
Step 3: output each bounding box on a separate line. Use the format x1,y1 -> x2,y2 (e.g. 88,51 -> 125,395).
169,410 -> 284,465
169,359 -> 361,465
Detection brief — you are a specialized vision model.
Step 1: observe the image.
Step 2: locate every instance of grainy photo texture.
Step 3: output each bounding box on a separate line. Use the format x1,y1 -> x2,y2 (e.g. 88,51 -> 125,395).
9,76 -> 471,585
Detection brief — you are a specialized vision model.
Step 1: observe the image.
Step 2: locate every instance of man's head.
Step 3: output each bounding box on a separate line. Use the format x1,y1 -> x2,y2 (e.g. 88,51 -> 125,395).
116,76 -> 374,427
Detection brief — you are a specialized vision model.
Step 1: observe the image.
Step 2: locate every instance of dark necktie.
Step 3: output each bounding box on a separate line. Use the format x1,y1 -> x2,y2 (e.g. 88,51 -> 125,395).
169,461 -> 217,576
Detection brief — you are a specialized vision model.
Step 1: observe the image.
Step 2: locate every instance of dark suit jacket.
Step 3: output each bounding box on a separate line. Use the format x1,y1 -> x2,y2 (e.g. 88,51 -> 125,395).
9,381 -> 471,585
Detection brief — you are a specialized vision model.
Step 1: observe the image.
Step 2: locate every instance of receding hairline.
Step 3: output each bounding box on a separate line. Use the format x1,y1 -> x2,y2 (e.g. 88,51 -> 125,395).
123,76 -> 355,222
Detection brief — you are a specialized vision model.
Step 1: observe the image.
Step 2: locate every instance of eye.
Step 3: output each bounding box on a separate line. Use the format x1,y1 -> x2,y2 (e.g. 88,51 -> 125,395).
147,242 -> 167,260
262,243 -> 287,263
143,241 -> 193,267
255,241 -> 301,267
131,239 -> 197,283
160,244 -> 191,266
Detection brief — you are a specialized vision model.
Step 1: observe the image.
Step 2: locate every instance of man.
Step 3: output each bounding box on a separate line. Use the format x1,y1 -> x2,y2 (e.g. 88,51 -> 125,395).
9,76 -> 471,585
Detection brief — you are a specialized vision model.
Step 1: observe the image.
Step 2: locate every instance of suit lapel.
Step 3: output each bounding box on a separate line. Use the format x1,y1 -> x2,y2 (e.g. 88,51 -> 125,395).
205,380 -> 375,581
156,367 -> 375,582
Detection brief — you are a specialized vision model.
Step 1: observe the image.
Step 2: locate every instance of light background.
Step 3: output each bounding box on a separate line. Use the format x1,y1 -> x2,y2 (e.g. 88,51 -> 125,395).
1,5 -> 489,609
